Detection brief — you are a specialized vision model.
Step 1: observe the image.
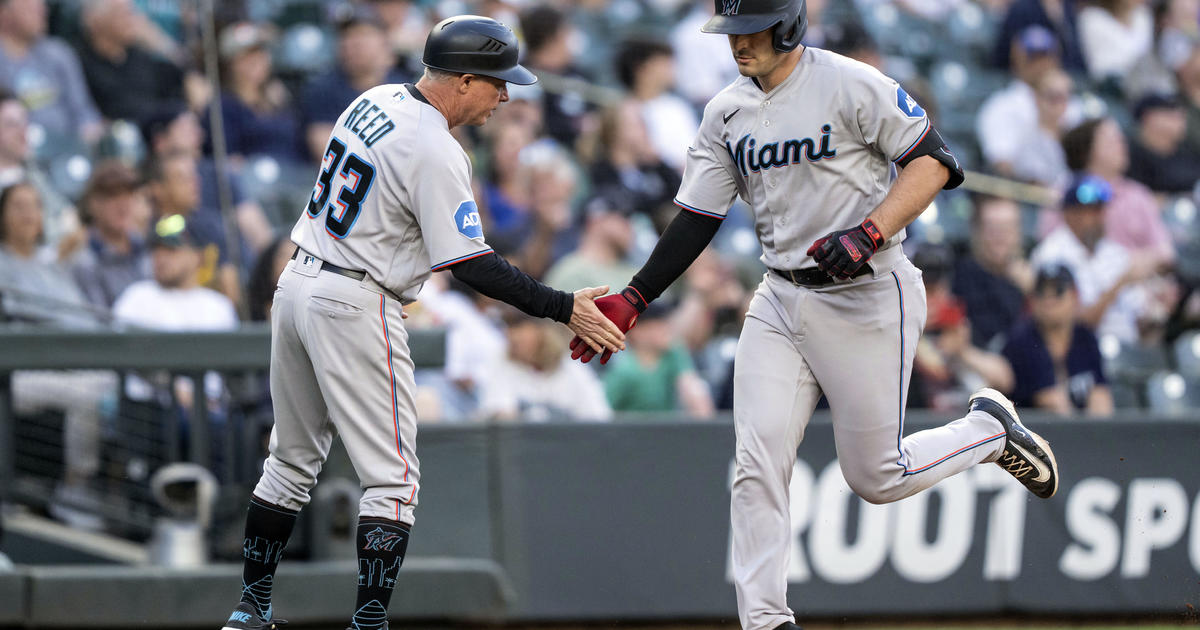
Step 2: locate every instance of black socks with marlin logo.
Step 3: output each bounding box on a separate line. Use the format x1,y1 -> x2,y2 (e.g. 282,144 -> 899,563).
351,517 -> 411,630
239,495 -> 298,621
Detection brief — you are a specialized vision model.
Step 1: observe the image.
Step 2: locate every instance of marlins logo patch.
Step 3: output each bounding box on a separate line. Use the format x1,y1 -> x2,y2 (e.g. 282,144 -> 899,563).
895,86 -> 925,119
455,200 -> 484,239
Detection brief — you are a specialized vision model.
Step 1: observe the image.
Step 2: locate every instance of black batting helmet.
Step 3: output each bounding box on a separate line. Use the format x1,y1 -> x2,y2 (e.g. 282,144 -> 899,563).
702,0 -> 808,53
422,15 -> 537,85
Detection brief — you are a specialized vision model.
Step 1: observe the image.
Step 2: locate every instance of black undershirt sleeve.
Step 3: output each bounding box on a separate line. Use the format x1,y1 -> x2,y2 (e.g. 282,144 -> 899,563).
449,252 -> 574,324
628,208 -> 724,303
896,125 -> 965,190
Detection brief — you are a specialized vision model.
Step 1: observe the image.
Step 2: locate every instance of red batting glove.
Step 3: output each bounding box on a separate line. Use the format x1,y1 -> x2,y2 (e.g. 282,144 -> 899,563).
569,287 -> 647,364
806,218 -> 886,279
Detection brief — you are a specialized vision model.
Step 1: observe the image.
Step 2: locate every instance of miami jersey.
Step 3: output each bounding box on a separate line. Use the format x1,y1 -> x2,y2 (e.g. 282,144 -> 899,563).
674,47 -> 936,270
290,83 -> 491,301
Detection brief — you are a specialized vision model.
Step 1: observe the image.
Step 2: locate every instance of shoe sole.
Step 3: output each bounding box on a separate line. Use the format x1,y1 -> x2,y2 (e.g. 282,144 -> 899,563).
971,388 -> 1059,499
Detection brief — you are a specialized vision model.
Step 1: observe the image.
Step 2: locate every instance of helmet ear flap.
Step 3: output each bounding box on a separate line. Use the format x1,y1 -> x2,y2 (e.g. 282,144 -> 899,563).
773,14 -> 807,52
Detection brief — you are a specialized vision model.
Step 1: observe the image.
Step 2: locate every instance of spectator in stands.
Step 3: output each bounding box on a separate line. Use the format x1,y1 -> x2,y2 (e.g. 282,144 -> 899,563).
70,160 -> 151,309
1011,67 -> 1074,186
373,0 -> 430,79
487,140 -> 579,280
0,180 -> 116,529
603,301 -> 715,418
76,0 -> 186,128
1059,116 -> 1175,265
670,2 -> 739,108
477,309 -> 611,423
480,119 -> 534,240
300,5 -> 403,164
953,195 -> 1034,351
1077,0 -> 1154,86
215,22 -> 305,165
978,25 -> 1074,178
1175,42 -> 1200,158
1031,174 -> 1158,342
518,4 -> 593,146
1003,264 -> 1114,416
544,195 -> 640,294
145,151 -> 240,305
1123,0 -> 1199,100
0,0 -> 103,142
994,0 -> 1088,73
909,244 -> 1014,410
1126,92 -> 1200,193
0,89 -> 82,258
615,38 -> 697,173
246,234 -> 294,323
581,100 -> 681,230
143,106 -> 273,256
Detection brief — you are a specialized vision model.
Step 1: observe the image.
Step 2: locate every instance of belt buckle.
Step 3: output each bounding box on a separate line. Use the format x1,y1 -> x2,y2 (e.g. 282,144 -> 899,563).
786,269 -> 802,286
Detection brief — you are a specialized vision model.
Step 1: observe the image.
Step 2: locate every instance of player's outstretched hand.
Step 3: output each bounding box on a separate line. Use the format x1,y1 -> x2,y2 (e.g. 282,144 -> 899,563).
567,286 -> 627,358
807,218 -> 886,279
568,286 -> 647,365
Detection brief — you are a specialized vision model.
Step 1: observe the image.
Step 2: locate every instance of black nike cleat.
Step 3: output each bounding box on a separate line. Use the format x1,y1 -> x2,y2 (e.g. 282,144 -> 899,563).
970,388 -> 1059,499
220,601 -> 286,630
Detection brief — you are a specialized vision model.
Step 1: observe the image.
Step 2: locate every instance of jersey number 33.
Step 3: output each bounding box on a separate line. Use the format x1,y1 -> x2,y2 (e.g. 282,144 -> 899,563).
306,136 -> 377,240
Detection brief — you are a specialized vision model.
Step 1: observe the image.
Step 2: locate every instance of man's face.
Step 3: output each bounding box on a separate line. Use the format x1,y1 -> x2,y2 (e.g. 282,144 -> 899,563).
88,190 -> 138,235
0,101 -> 29,164
462,75 -> 509,126
974,199 -> 1022,267
1063,204 -> 1106,250
339,23 -> 389,79
1032,282 -> 1078,327
151,244 -> 199,289
157,157 -> 201,212
157,112 -> 204,155
1,0 -> 46,41
728,28 -> 787,78
1142,107 -> 1187,147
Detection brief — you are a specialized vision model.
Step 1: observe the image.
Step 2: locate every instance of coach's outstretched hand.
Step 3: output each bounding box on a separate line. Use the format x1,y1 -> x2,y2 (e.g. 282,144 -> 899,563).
568,286 -> 628,357
569,287 -> 647,365
807,218 -> 886,279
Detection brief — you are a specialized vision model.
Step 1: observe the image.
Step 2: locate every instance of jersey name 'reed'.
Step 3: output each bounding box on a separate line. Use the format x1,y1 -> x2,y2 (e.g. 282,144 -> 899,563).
343,97 -> 396,147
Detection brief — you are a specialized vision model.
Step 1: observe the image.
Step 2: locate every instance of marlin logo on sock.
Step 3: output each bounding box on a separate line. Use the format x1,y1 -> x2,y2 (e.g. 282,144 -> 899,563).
362,526 -> 406,551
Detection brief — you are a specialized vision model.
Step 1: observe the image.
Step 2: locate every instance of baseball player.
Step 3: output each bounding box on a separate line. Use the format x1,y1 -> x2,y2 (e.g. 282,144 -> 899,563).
569,2 -> 1059,629
221,16 -> 624,630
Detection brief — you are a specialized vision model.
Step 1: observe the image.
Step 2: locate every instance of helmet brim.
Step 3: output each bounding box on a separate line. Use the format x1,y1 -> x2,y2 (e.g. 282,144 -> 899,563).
701,13 -> 783,35
488,63 -> 538,86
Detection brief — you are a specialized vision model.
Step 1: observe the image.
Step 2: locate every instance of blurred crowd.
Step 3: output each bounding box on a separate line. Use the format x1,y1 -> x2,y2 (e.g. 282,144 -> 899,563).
2,0 -> 1200,444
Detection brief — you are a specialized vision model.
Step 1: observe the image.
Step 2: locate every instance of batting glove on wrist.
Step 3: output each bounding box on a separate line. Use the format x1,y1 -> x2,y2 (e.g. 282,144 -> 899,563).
806,218 -> 886,279
569,287 -> 646,364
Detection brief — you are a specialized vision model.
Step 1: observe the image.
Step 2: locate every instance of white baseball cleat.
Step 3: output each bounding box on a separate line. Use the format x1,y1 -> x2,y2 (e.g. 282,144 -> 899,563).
969,388 -> 1059,499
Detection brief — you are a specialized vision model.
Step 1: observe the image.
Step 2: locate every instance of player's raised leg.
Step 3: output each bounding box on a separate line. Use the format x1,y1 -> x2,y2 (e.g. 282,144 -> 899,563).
731,284 -> 823,630
802,260 -> 1007,504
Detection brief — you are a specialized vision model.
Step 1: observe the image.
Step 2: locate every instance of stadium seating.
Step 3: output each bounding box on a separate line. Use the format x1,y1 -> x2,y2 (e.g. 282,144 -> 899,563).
1145,370 -> 1200,415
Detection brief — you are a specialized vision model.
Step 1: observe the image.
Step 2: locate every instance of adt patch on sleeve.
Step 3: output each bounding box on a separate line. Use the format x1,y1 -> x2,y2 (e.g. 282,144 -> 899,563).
455,200 -> 484,239
896,86 -> 925,119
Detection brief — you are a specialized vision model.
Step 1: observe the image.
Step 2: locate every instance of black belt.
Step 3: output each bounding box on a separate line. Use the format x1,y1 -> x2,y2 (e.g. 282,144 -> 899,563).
292,247 -> 366,281
769,264 -> 869,287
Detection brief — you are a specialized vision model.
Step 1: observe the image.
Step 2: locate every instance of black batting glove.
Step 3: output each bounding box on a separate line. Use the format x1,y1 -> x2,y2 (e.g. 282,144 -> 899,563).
806,218 -> 886,279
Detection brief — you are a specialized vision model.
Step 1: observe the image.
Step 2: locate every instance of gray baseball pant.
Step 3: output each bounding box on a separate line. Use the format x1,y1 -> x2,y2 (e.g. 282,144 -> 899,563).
731,252 -> 1006,630
254,254 -> 420,525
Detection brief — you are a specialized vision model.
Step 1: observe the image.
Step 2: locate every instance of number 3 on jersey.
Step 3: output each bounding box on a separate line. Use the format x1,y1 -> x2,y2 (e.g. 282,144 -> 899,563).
306,137 -> 376,239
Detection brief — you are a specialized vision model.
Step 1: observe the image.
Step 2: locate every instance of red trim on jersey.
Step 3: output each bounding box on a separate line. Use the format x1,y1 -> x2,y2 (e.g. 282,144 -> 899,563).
895,120 -> 931,164
431,248 -> 493,271
673,200 -> 726,220
379,295 -> 416,506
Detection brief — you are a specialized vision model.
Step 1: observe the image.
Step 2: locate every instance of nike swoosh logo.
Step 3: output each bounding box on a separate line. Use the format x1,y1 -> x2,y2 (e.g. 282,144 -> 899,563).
1010,441 -> 1052,483
723,109 -> 740,124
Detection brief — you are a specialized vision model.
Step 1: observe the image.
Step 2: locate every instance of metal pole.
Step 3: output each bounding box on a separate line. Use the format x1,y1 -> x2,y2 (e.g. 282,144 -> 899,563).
198,0 -> 249,321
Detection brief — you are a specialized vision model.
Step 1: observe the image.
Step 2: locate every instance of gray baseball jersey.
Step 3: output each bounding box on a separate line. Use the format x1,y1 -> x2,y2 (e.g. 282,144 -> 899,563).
257,83 -> 492,525
675,48 -> 931,270
678,49 -> 1011,630
291,83 -> 492,303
